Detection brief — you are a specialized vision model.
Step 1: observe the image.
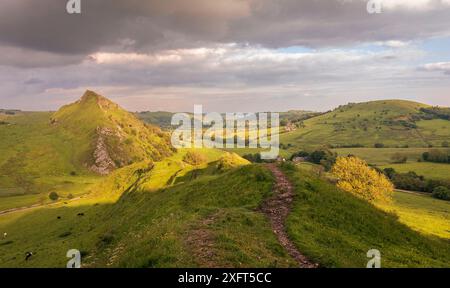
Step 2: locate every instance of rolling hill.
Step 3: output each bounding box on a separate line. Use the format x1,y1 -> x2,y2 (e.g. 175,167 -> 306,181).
280,100 -> 450,151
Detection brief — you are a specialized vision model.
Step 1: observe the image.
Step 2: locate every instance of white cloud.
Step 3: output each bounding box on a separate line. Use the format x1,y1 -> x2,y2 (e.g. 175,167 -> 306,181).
422,62 -> 450,73
374,0 -> 450,11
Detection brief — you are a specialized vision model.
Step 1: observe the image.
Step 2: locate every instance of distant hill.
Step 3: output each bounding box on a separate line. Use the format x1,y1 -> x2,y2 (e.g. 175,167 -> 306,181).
136,110 -> 319,131
135,111 -> 175,130
281,100 -> 450,151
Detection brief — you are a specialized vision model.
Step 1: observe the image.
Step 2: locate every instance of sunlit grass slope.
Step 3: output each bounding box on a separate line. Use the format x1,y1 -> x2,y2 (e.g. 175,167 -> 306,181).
376,191 -> 450,239
0,157 -> 296,268
282,164 -> 450,268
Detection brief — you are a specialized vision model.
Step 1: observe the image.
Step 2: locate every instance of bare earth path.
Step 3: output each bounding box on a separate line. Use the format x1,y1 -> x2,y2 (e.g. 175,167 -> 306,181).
262,163 -> 318,268
0,196 -> 82,217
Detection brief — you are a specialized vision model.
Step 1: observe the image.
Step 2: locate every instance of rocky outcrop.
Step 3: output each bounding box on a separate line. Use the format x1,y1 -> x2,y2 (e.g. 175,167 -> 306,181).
90,127 -> 117,175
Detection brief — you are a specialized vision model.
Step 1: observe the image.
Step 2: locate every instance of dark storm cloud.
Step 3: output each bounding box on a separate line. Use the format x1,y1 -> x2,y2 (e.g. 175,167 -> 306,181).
1,0 -> 450,59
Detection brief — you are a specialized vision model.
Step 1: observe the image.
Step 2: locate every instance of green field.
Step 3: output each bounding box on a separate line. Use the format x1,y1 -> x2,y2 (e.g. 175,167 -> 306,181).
376,191 -> 450,239
328,147 -> 450,181
332,147 -> 450,165
379,162 -> 450,181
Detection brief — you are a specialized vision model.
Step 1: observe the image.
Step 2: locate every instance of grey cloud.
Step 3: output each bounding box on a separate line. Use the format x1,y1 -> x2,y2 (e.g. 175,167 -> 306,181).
1,0 -> 450,63
0,45 -> 84,68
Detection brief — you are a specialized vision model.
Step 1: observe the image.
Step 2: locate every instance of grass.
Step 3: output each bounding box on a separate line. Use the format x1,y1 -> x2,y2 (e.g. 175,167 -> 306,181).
332,147 -> 450,181
376,191 -> 450,239
0,164 -> 294,268
280,100 -> 450,152
282,164 -> 450,268
379,162 -> 450,181
332,147 -> 449,165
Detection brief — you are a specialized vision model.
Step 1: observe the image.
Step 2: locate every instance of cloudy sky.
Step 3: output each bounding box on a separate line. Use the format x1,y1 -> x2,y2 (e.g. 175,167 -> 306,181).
1,0 -> 450,112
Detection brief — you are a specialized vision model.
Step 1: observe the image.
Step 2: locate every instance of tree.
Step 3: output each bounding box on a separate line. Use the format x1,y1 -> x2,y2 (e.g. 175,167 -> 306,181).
332,156 -> 393,202
49,192 -> 59,201
422,149 -> 449,163
309,149 -> 337,171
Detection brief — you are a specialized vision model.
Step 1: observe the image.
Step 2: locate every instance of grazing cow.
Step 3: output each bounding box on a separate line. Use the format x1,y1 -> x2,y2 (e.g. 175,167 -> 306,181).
25,252 -> 33,261
57,216 -> 61,219
77,213 -> 84,216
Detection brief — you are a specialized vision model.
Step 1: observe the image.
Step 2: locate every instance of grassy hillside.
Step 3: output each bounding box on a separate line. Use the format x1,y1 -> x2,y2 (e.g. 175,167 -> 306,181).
52,90 -> 174,174
282,164 -> 450,267
0,152 -> 296,268
0,110 -> 99,198
1,155 -> 448,267
0,91 -> 173,200
280,100 -> 450,151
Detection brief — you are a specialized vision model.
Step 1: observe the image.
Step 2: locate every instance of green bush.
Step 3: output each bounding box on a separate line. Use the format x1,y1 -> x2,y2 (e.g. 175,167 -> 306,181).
432,186 -> 450,201
48,191 -> 59,201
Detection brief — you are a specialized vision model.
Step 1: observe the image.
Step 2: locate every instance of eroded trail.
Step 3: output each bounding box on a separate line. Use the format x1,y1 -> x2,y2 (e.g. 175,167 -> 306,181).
262,163 -> 318,268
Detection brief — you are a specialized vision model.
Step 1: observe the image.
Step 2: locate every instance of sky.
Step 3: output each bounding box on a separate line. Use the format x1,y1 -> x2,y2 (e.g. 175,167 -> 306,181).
0,0 -> 450,112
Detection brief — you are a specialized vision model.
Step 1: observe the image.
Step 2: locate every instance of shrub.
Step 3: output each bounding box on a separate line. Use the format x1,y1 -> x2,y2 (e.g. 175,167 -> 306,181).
290,151 -> 309,160
391,153 -> 408,164
374,143 -> 385,148
243,153 -> 262,163
432,186 -> 450,201
422,149 -> 450,163
332,156 -> 393,202
309,149 -> 337,171
49,191 -> 59,201
183,151 -> 207,166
